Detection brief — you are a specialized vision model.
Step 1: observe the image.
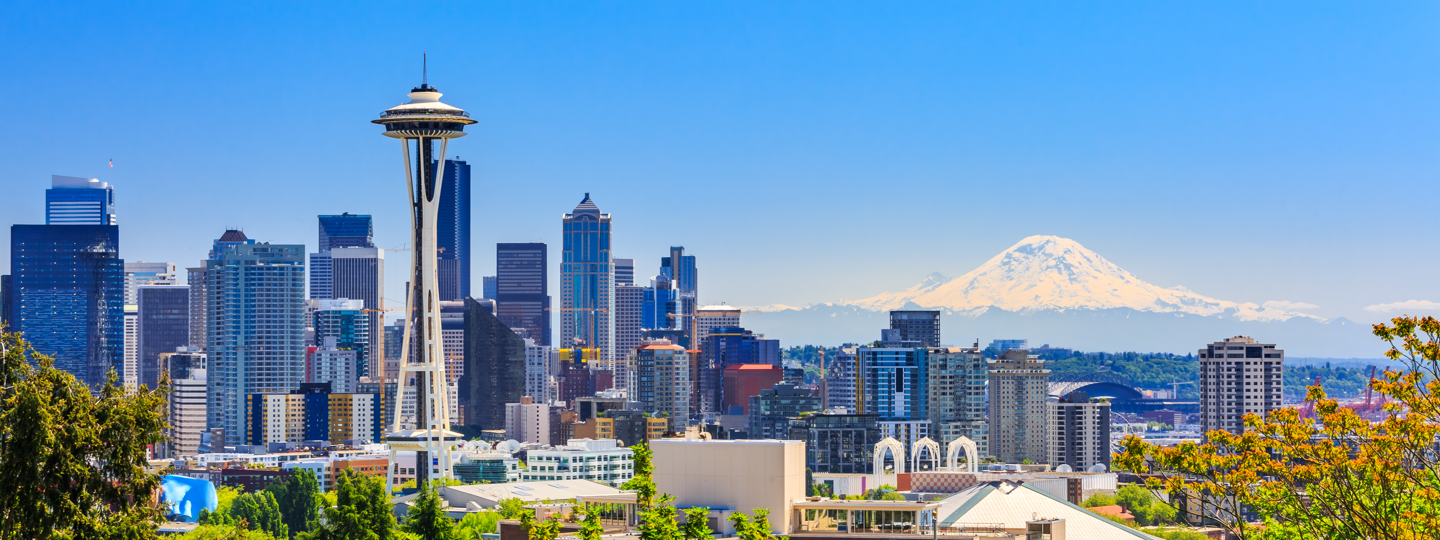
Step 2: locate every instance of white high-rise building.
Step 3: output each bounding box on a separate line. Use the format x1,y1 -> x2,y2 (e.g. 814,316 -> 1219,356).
524,338 -> 557,404
612,284 -> 644,386
311,337 -> 358,394
824,346 -> 858,412
1199,336 -> 1284,436
505,396 -> 550,445
695,305 -> 741,346
123,305 -> 138,391
164,349 -> 208,458
1048,391 -> 1110,471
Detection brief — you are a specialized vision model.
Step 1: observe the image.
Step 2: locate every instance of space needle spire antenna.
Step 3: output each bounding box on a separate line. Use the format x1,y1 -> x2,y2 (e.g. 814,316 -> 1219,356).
373,57 -> 475,490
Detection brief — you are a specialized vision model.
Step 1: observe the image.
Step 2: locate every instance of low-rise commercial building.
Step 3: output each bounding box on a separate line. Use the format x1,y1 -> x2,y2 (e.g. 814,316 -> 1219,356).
519,438 -> 634,487
651,439 -> 804,535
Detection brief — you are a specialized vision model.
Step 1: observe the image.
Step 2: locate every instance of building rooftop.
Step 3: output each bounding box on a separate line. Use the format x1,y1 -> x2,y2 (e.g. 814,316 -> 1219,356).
934,481 -> 1159,539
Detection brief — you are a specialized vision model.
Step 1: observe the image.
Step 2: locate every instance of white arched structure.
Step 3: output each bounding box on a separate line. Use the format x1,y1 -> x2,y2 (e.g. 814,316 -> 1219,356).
946,436 -> 979,473
873,437 -> 905,488
911,437 -> 940,472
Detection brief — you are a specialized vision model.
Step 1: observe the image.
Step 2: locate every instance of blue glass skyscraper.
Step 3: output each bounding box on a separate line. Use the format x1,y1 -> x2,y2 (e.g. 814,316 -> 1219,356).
10,224 -> 124,387
317,213 -> 374,251
45,175 -> 116,225
561,194 -> 612,365
437,159 -> 471,300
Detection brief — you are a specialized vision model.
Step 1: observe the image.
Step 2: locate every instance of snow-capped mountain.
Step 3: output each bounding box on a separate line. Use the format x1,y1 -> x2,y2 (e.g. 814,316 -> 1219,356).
845,235 -> 1321,323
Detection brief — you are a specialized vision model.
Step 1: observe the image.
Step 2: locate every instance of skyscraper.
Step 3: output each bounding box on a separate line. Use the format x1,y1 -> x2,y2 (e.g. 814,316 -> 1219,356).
460,297 -> 526,432
694,305 -> 741,346
46,175 -> 115,225
496,243 -> 550,346
310,214 -> 376,301
10,223 -> 124,388
331,247 -> 384,376
124,262 -> 177,305
613,258 -> 634,287
1048,391 -> 1110,470
698,326 -> 780,415
437,160 -> 471,301
613,284 -> 644,381
206,240 -> 306,446
927,346 -> 989,457
890,310 -> 940,347
825,346 -> 858,413
188,230 -> 256,354
313,298 -> 371,380
627,341 -> 691,419
988,349 -> 1050,463
137,285 -> 190,390
659,247 -> 697,344
560,194 -> 613,366
1199,336 -> 1284,436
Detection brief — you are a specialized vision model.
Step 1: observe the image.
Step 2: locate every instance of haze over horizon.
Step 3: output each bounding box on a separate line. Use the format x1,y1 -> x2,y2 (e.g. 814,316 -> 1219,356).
2,2 -> 1438,343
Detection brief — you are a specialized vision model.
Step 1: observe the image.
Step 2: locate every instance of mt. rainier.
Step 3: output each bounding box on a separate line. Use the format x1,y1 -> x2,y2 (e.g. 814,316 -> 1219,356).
743,236 -> 1376,356
844,235 -> 1320,322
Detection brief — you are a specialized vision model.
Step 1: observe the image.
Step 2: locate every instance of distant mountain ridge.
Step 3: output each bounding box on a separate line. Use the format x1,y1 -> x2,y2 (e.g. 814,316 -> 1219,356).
844,235 -> 1320,322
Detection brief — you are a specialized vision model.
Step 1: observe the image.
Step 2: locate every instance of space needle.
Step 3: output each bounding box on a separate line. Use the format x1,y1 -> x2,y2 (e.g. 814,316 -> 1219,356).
374,57 -> 473,489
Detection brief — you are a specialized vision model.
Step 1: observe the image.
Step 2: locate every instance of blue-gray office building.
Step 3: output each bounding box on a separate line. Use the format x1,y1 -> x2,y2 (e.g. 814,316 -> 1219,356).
560,194 -> 612,364
496,243 -> 550,346
46,175 -> 116,225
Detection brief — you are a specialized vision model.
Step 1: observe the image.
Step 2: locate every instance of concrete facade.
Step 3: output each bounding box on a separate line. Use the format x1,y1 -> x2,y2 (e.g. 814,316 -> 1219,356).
651,439 -> 805,535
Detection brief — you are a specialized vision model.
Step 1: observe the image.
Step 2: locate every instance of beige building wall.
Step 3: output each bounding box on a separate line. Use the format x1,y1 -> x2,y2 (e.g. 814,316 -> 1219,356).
651,439 -> 805,534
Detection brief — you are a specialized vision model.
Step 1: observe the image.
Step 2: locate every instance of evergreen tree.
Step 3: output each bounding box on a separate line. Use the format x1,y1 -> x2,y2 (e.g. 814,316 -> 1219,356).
0,329 -> 170,539
231,491 -> 289,539
577,505 -> 604,540
266,469 -> 322,538
805,468 -> 815,497
679,507 -> 713,540
301,470 -> 398,540
403,485 -> 459,540
620,441 -> 657,509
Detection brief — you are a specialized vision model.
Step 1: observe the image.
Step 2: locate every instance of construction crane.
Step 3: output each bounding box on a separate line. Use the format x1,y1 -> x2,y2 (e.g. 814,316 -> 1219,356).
1301,375 -> 1323,420
1170,380 -> 1196,399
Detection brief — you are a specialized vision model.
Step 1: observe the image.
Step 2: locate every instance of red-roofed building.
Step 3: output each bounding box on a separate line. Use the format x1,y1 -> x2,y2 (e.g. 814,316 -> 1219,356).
723,364 -> 784,415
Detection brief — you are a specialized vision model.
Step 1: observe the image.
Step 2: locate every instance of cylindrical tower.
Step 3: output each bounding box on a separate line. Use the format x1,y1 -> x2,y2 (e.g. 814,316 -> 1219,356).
373,72 -> 475,489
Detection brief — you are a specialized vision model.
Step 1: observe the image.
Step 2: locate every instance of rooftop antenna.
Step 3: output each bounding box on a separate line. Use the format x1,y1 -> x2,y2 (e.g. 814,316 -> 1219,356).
423,52 -> 428,86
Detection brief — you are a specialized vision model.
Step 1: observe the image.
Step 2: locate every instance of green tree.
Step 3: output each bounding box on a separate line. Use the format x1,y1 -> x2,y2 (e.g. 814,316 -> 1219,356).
637,494 -> 681,540
455,512 -> 500,539
231,491 -> 289,539
576,505 -> 604,540
1081,493 -> 1116,508
177,524 -> 281,540
403,485 -> 459,540
495,498 -> 528,520
729,509 -> 778,540
0,329 -> 171,539
621,441 -> 657,509
805,468 -> 815,497
301,470 -> 398,540
520,513 -> 562,540
679,507 -> 712,540
266,469 -> 322,538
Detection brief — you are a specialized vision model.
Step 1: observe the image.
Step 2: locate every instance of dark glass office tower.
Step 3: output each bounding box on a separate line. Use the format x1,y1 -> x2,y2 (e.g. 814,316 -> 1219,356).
496,243 -> 550,346
437,160 -> 471,300
137,285 -> 190,389
10,224 -> 124,387
460,297 -> 526,432
889,310 -> 941,347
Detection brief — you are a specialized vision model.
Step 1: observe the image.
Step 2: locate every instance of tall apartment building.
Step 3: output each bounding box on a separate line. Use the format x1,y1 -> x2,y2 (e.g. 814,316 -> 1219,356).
137,285 -> 190,389
612,284 -> 644,382
1048,391 -> 1110,471
560,194 -> 613,366
164,349 -> 207,458
928,346 -> 989,457
496,243 -> 550,346
313,299 -> 370,380
524,338 -> 557,404
856,332 -> 929,421
890,310 -> 940,347
988,349 -> 1049,463
187,231 -> 256,353
207,240 -> 307,446
1199,336 -> 1284,436
10,221 -> 123,388
824,346 -> 858,412
123,305 -> 138,389
310,337 -> 358,394
505,396 -> 551,445
460,298 -> 526,432
124,262 -> 176,304
46,175 -> 115,225
436,160 -> 472,300
613,258 -> 634,286
628,341 -> 691,419
695,305 -> 741,346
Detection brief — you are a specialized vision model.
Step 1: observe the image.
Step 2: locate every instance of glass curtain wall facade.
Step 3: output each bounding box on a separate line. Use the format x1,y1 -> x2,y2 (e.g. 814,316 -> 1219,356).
856,337 -> 929,421
437,160 -> 471,300
496,243 -> 550,346
560,194 -> 613,367
460,297 -> 527,432
137,285 -> 190,390
10,224 -> 124,387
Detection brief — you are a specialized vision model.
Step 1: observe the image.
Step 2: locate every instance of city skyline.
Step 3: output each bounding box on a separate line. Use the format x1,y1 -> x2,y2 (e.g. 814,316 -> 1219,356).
2,2 -> 1438,340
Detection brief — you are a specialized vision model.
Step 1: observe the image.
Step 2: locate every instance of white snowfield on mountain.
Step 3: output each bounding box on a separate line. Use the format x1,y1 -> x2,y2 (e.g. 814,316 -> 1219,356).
844,235 -> 1325,323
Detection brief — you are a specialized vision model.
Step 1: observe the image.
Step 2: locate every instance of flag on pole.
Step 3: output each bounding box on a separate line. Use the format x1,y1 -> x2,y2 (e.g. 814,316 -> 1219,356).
108,159 -> 113,168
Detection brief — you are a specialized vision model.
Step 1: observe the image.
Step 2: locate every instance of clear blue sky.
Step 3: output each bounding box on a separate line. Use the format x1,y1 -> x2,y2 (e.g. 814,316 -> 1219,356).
1,1 -> 1437,326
